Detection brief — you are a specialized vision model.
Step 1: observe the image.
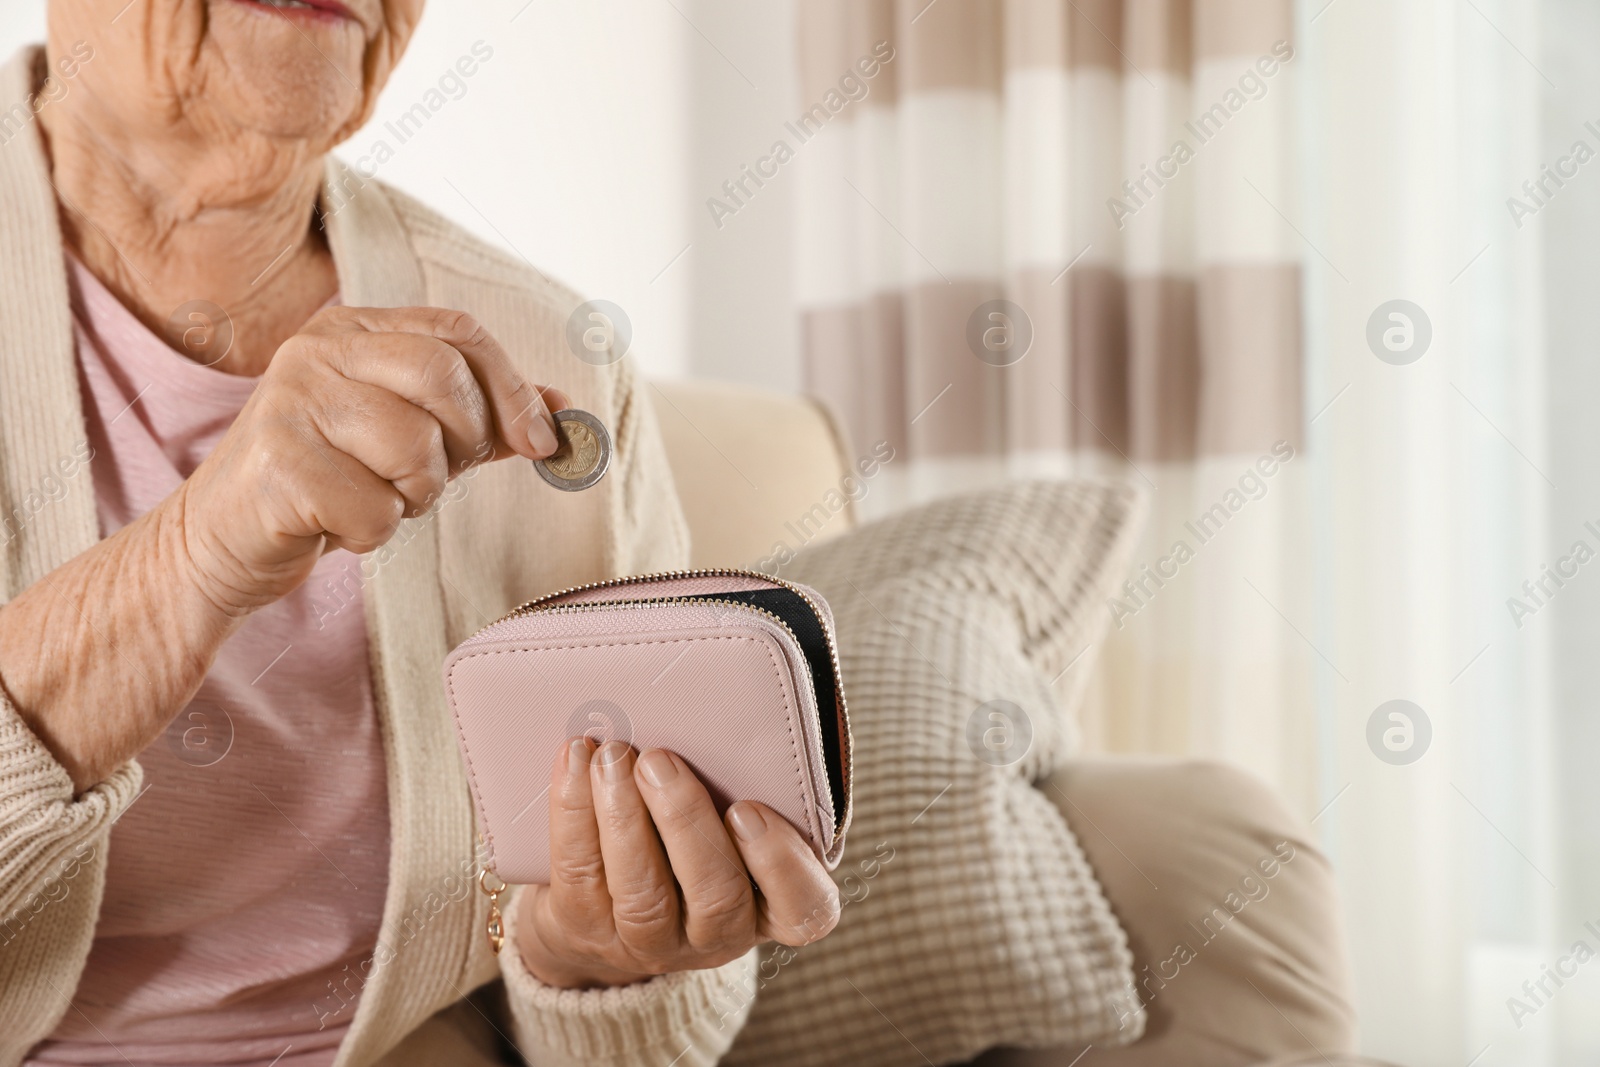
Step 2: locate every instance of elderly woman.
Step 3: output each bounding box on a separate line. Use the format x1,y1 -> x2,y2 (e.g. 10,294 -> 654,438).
0,3 -> 839,1065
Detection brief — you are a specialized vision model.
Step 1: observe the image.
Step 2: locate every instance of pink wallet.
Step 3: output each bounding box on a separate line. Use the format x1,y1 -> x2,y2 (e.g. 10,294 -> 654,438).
443,569 -> 853,894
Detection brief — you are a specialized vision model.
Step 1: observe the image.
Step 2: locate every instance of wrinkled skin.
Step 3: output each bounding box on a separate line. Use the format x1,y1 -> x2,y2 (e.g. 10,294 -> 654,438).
0,0 -> 840,991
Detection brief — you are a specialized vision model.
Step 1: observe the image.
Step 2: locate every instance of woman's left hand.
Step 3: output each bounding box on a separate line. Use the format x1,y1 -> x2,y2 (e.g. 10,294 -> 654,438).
514,737 -> 842,989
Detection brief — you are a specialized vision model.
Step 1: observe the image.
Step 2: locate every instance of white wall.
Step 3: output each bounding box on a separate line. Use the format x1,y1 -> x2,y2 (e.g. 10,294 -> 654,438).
0,2 -> 45,57
0,0 -> 803,387
683,0 -> 801,391
342,1 -> 696,379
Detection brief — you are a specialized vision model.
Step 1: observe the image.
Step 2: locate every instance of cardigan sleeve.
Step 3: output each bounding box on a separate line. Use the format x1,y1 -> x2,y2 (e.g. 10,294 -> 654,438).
0,687 -> 143,925
496,887 -> 758,1067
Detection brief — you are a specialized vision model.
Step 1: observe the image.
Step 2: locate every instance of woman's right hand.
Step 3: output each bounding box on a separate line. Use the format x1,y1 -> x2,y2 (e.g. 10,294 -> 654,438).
176,306 -> 567,616
0,306 -> 567,790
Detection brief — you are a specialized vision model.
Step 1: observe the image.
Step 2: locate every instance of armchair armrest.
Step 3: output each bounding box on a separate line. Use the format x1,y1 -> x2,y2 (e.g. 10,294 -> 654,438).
647,380 -> 856,569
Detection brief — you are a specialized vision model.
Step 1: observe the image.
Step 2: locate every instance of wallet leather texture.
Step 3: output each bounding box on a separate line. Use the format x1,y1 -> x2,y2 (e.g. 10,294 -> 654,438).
443,570 -> 852,884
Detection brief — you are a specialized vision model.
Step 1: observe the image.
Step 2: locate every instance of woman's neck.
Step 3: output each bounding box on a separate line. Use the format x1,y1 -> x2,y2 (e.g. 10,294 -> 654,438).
38,90 -> 340,377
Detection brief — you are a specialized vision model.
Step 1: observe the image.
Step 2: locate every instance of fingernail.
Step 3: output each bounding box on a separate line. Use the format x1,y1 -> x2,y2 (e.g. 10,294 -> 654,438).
567,737 -> 592,775
527,414 -> 558,457
637,750 -> 677,788
728,802 -> 768,842
595,741 -> 631,780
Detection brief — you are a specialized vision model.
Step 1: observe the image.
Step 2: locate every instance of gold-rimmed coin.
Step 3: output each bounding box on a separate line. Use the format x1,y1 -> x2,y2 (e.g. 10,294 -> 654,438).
535,409 -> 612,492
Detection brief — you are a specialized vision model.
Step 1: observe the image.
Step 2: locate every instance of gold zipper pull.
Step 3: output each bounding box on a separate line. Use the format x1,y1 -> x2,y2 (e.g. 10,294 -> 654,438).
479,868 -> 507,954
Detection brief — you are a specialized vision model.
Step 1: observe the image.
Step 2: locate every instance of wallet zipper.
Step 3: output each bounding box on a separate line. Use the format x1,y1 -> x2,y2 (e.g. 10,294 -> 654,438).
490,568 -> 848,760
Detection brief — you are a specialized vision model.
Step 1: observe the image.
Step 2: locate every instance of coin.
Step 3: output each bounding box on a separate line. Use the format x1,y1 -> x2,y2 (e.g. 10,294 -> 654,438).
535,409 -> 612,492
545,420 -> 601,479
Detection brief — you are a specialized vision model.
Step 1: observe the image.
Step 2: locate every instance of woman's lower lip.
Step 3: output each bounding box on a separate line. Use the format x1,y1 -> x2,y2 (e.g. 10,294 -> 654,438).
227,0 -> 355,23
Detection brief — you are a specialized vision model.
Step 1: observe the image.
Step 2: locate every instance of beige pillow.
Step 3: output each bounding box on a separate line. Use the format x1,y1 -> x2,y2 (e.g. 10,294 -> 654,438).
726,481 -> 1149,1066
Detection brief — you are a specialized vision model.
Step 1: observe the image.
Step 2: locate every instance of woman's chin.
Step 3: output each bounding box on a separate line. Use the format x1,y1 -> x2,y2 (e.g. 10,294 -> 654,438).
201,0 -> 370,142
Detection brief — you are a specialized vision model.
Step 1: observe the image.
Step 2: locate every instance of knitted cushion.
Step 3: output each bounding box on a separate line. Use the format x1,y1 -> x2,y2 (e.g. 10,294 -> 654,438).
726,481 -> 1149,1066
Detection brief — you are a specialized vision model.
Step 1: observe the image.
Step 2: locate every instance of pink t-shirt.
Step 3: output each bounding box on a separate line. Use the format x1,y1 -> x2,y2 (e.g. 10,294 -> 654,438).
27,259 -> 391,1067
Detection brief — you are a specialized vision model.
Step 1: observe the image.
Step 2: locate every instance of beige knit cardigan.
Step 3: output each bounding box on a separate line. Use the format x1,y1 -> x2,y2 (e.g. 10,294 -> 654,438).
0,45 -> 754,1066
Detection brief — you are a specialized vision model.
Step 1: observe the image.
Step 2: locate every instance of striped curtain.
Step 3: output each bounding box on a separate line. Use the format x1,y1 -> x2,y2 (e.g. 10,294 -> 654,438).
793,0 -> 1314,803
